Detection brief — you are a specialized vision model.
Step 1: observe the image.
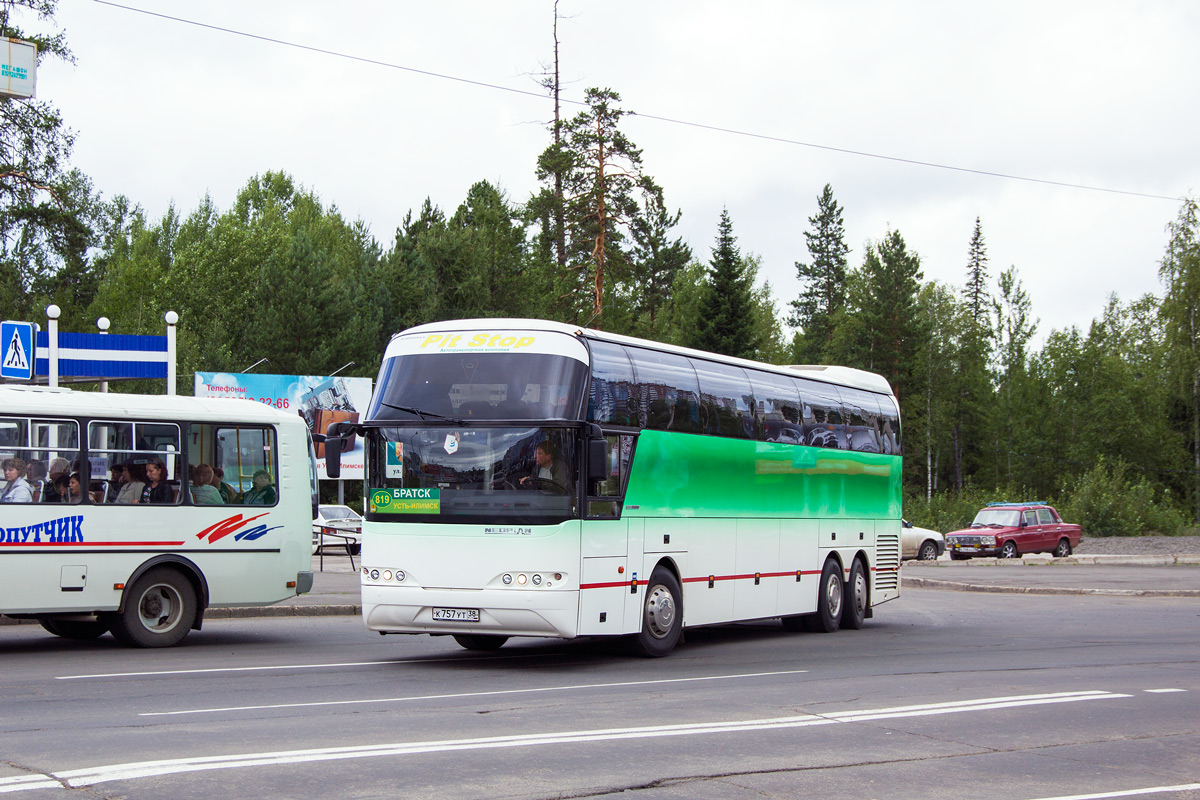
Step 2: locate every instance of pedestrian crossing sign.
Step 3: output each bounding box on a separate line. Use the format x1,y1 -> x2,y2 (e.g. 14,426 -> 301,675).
1,320 -> 34,380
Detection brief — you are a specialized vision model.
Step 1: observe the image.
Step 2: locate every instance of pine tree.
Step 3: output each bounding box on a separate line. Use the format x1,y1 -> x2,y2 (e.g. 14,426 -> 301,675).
535,88 -> 657,326
789,184 -> 849,362
693,209 -> 756,359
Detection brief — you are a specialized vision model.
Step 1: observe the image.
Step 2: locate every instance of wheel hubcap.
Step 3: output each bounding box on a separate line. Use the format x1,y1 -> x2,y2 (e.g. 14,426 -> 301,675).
644,583 -> 676,639
853,572 -> 867,615
138,584 -> 182,633
826,574 -> 842,618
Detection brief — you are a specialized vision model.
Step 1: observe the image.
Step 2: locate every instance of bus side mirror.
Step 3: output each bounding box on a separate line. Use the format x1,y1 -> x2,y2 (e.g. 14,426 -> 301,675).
586,425 -> 608,483
324,422 -> 345,479
325,438 -> 342,479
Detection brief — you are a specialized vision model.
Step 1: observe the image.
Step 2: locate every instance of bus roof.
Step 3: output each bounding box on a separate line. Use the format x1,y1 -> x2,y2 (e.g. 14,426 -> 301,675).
0,385 -> 303,426
394,318 -> 895,397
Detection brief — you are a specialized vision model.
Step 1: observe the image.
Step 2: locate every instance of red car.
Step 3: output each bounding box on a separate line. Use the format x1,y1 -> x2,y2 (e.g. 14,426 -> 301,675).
945,501 -> 1082,560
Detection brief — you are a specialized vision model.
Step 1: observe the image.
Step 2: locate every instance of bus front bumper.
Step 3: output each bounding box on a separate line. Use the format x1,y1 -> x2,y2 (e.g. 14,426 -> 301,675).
362,584 -> 579,639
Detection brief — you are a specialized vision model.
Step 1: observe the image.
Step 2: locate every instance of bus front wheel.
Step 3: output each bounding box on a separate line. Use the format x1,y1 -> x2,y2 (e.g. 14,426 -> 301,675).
630,566 -> 682,657
107,567 -> 197,648
453,634 -> 508,651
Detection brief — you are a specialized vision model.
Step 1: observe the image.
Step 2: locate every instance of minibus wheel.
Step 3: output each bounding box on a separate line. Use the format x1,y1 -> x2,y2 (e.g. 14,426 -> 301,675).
107,567 -> 197,648
39,618 -> 109,640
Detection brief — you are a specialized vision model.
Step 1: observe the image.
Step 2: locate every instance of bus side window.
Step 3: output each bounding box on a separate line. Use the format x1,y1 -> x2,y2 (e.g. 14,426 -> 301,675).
587,434 -> 635,518
214,426 -> 278,506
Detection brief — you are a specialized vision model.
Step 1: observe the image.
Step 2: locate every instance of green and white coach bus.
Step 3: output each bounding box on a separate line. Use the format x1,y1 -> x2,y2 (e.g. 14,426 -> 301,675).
325,319 -> 902,656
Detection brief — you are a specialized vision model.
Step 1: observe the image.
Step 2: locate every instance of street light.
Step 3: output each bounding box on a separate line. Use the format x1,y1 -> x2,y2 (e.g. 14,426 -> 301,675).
239,358 -> 269,373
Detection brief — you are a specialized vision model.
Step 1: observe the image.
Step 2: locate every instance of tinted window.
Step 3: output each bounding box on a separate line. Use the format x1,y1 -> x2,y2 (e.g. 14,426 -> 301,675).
748,371 -> 803,444
371,352 -> 587,422
689,359 -> 753,438
799,379 -> 847,449
627,347 -> 702,433
878,394 -> 901,454
840,387 -> 883,453
1037,508 -> 1055,525
587,340 -> 638,427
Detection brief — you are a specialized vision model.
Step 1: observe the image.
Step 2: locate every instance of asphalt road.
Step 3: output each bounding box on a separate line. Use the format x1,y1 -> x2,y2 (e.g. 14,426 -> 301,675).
0,588 -> 1197,800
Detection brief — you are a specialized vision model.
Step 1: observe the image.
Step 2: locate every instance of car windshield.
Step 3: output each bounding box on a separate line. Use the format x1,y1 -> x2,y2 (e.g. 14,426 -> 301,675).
367,426 -> 577,525
321,505 -> 359,520
970,508 -> 1021,527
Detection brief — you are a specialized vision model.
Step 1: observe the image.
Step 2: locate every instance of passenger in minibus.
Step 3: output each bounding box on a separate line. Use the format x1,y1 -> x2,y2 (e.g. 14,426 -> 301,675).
1,458 -> 33,503
191,464 -> 225,505
141,459 -> 172,504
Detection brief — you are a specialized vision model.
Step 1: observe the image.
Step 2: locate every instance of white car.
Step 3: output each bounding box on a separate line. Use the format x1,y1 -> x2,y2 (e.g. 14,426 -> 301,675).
901,519 -> 945,561
312,504 -> 363,555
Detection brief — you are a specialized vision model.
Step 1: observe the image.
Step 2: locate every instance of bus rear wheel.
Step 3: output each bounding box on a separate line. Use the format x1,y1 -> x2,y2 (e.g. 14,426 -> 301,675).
842,559 -> 868,630
630,566 -> 682,657
39,618 -> 109,640
107,567 -> 197,648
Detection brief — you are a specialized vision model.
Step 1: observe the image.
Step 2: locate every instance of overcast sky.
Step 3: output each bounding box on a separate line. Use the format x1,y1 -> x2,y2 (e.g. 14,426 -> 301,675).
34,1 -> 1200,347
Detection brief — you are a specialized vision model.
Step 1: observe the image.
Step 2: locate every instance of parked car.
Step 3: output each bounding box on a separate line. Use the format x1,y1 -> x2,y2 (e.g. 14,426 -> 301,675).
901,519 -> 945,561
312,504 -> 363,555
945,501 -> 1082,560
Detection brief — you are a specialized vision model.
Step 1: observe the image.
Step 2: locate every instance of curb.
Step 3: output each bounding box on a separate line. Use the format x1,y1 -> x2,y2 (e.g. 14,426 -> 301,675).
909,554 -> 1200,567
902,576 -> 1200,597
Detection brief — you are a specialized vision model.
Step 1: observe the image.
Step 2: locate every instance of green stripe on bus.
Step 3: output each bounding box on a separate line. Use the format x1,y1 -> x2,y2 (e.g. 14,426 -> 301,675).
623,430 -> 901,519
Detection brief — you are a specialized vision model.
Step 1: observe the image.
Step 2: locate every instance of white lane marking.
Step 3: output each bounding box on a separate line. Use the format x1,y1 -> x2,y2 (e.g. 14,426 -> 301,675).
55,653 -> 542,681
0,690 -> 1128,792
0,775 -> 61,793
139,669 -> 810,717
1143,688 -> 1187,693
1025,784 -> 1200,799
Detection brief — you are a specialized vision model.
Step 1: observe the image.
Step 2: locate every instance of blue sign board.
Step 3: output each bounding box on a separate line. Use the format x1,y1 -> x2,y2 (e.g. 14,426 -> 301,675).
1,320 -> 34,380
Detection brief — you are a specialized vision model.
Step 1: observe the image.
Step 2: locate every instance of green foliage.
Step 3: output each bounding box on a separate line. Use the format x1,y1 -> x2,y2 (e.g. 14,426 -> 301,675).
0,1 -> 101,324
1060,458 -> 1188,537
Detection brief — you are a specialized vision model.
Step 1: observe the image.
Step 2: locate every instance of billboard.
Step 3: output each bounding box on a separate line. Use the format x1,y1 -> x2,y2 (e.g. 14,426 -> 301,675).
195,372 -> 373,481
2,38 -> 37,100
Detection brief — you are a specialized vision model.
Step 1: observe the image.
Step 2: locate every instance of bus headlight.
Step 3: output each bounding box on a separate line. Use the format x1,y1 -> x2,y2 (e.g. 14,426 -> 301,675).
532,573 -> 542,586
502,573 -> 513,585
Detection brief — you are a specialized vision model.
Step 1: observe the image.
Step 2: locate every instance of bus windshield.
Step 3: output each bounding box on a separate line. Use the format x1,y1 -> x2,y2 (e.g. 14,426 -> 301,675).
367,426 -> 577,524
368,352 -> 588,423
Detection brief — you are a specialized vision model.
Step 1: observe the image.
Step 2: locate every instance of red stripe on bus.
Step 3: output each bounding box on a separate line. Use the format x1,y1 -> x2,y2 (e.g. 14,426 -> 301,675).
580,580 -> 640,590
580,568 -> 847,590
0,541 -> 187,547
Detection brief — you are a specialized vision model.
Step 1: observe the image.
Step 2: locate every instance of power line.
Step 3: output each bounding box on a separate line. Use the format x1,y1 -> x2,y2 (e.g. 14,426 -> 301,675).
93,0 -> 1185,204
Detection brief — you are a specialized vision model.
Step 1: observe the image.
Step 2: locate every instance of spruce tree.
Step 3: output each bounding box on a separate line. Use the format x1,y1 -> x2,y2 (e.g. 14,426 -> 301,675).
693,209 -> 756,359
963,217 -> 989,322
789,184 -> 849,362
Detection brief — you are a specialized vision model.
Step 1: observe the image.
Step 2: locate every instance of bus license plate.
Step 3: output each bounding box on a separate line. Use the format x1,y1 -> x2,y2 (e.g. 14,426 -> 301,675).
433,607 -> 480,622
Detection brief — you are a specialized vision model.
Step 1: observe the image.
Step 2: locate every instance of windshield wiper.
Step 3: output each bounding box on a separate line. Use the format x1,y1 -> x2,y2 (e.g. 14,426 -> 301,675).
381,402 -> 467,425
